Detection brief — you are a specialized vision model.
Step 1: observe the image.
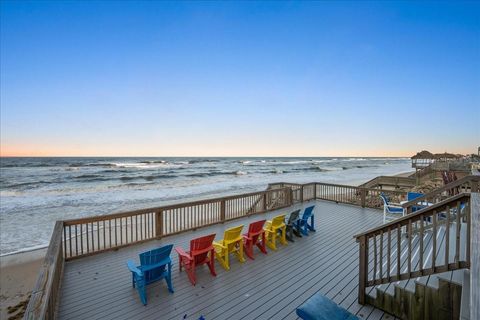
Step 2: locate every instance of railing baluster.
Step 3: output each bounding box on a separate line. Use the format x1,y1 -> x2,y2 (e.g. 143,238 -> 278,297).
379,230 -> 383,281
432,211 -> 437,271
455,200 -> 461,267
397,227 -> 401,278
408,220 -> 412,275
466,200 -> 471,265
86,223 -> 89,253
387,228 -> 391,281
445,206 -> 450,268
419,214 -> 424,272
373,235 -> 377,283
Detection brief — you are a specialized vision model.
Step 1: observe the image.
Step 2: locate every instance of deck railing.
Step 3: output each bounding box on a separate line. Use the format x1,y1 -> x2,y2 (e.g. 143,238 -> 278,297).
359,175 -> 416,189
62,187 -> 292,260
403,175 -> 480,215
24,221 -> 64,320
268,182 -> 407,209
354,193 -> 473,304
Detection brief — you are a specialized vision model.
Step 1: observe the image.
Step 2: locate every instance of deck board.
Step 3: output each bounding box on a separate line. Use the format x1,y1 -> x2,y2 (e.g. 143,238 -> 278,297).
57,200 -> 389,319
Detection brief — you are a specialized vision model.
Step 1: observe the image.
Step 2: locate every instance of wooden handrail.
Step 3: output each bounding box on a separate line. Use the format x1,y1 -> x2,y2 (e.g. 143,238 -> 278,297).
24,221 -> 64,320
62,187 -> 293,259
356,193 -> 473,305
355,193 -> 469,238
402,175 -> 480,210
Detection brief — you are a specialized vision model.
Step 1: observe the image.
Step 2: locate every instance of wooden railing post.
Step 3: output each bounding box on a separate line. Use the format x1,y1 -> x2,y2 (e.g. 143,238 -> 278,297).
220,199 -> 226,222
300,186 -> 304,203
470,193 -> 480,320
361,188 -> 366,208
313,183 -> 317,199
358,235 -> 368,304
155,210 -> 163,238
263,192 -> 267,212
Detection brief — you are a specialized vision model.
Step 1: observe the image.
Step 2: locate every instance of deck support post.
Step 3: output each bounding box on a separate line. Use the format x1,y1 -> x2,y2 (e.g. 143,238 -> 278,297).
358,235 -> 368,305
263,193 -> 267,212
155,210 -> 163,238
220,199 -> 226,222
360,188 -> 366,208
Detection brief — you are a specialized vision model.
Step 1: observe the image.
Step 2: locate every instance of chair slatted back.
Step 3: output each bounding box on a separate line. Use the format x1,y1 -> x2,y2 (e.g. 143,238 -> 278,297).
190,234 -> 216,265
139,244 -> 173,266
247,220 -> 266,243
287,210 -> 301,225
301,206 -> 315,220
271,215 -> 286,228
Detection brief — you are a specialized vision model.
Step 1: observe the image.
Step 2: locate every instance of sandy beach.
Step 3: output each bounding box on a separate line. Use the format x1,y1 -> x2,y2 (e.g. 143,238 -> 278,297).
0,249 -> 46,319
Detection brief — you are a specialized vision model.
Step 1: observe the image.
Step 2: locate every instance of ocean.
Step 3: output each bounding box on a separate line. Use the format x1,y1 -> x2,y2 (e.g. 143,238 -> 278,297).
0,157 -> 411,255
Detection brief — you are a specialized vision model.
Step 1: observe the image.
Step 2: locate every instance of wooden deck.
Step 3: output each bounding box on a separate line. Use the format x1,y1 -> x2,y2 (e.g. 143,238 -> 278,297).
57,200 -> 396,320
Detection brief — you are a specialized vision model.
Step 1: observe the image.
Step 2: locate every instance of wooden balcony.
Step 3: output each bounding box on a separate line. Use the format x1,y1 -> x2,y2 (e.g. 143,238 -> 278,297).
56,200 -> 394,320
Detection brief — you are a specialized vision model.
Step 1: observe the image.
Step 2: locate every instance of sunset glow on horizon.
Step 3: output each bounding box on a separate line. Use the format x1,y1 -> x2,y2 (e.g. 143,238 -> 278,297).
1,1 -> 479,158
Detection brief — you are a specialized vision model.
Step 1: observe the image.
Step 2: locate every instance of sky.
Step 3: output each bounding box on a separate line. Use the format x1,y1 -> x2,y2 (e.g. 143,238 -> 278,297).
1,1 -> 479,157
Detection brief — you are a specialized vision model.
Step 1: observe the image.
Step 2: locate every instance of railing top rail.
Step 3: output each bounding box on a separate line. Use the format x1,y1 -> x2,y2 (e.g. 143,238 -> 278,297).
402,175 -> 480,208
63,187 -> 290,225
24,221 -> 64,319
354,193 -> 471,239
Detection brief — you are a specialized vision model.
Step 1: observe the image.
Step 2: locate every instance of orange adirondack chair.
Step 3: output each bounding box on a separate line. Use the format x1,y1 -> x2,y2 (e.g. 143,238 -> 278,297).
175,234 -> 216,286
242,220 -> 267,260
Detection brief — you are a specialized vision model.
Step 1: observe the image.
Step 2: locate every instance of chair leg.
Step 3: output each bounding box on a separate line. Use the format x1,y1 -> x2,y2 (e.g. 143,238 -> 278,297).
166,263 -> 174,293
280,227 -> 288,245
186,267 -> 196,286
237,240 -> 246,263
208,250 -> 217,277
258,233 -> 267,254
308,216 -> 316,232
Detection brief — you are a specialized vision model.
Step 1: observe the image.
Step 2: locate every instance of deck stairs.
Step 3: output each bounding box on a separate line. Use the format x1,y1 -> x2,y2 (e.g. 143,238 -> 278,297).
365,214 -> 469,319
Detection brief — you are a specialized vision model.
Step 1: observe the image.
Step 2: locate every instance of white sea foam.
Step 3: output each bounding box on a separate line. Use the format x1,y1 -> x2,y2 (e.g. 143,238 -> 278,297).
0,157 -> 411,255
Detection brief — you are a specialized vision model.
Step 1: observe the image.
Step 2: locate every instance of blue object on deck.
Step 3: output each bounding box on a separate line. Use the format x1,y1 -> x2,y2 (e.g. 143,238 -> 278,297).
296,293 -> 358,320
407,192 -> 426,212
127,244 -> 174,305
296,205 -> 316,236
407,192 -> 424,202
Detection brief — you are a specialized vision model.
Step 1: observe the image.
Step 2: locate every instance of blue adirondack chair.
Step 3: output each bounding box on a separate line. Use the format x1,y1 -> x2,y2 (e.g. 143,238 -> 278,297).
380,193 -> 403,223
127,244 -> 174,305
407,192 -> 425,212
296,206 -> 316,236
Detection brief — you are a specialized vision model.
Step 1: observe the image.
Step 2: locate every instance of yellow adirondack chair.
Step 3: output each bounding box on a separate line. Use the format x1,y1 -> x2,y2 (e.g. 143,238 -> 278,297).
264,214 -> 287,250
213,225 -> 246,270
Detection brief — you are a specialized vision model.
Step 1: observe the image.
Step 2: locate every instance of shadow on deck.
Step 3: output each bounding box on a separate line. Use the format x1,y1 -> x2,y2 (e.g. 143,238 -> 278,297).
57,200 -> 394,320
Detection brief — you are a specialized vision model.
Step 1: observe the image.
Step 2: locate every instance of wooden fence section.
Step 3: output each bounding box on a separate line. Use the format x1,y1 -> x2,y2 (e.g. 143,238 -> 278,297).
359,175 -> 416,189
268,182 -> 407,209
354,193 -> 472,304
24,221 -> 64,320
62,188 -> 292,260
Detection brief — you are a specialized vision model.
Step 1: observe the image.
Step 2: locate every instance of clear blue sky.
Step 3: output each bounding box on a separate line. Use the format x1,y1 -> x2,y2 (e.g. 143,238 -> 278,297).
1,1 -> 479,156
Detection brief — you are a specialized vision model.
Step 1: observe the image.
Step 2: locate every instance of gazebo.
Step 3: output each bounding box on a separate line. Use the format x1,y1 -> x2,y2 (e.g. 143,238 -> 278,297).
411,150 -> 435,169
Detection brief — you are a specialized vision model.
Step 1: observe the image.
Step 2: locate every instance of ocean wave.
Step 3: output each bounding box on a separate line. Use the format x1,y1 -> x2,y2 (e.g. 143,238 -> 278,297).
4,180 -> 56,189
139,160 -> 168,164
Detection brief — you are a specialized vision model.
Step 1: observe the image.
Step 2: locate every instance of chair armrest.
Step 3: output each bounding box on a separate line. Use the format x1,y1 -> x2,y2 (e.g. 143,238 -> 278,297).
127,260 -> 143,278
175,247 -> 193,261
213,241 -> 226,249
389,202 -> 402,207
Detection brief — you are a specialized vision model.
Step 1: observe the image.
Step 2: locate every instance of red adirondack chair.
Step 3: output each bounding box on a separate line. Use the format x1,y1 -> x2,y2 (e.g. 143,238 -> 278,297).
175,234 -> 217,285
242,220 -> 267,260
